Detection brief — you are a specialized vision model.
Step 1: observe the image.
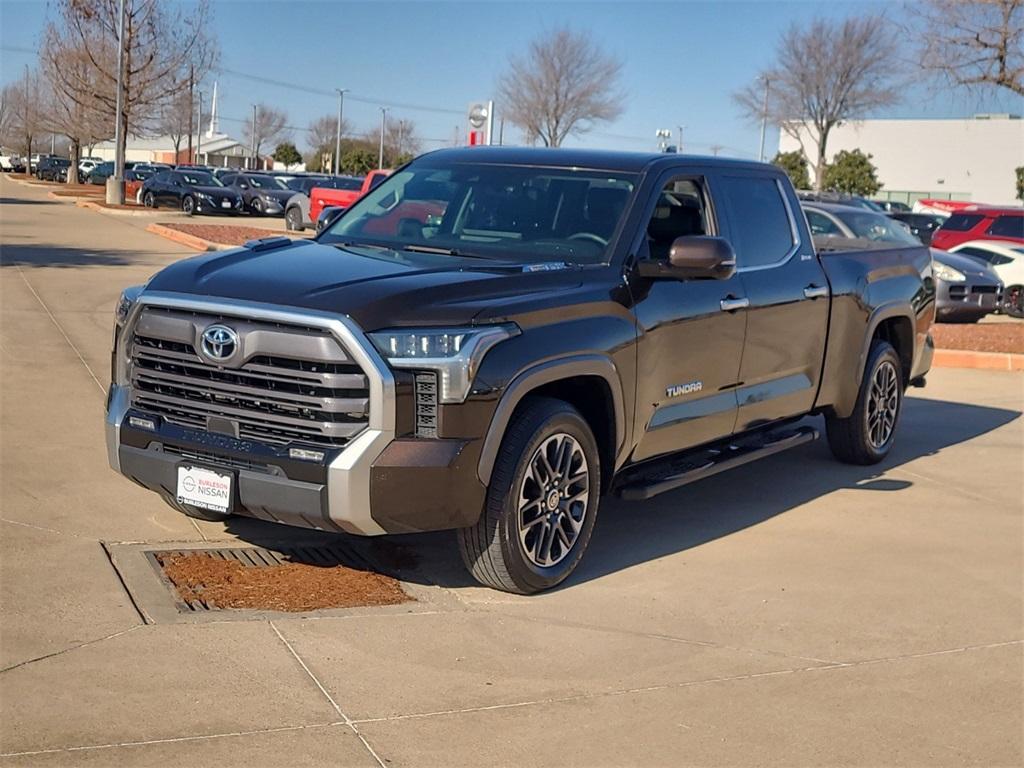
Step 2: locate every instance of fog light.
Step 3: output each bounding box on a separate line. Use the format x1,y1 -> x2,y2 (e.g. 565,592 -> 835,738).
129,416 -> 156,431
289,448 -> 325,462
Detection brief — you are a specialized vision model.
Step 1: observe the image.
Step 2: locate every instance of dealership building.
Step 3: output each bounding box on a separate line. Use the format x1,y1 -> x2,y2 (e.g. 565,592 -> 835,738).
778,114 -> 1023,206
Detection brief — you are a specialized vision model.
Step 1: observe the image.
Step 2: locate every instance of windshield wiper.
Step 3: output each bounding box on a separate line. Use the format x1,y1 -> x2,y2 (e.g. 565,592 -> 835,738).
332,241 -> 392,252
402,244 -> 490,259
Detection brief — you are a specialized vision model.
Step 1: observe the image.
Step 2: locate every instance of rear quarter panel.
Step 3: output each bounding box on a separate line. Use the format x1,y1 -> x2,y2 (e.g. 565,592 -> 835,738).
816,244 -> 935,418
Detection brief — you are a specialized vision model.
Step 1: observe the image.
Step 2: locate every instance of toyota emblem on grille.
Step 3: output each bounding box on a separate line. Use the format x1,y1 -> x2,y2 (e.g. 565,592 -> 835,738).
201,324 -> 239,361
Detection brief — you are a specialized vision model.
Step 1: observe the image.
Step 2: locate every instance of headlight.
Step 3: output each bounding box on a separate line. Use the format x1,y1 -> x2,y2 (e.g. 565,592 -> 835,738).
933,262 -> 966,282
262,193 -> 275,202
196,192 -> 212,200
115,284 -> 145,326
369,325 -> 519,403
112,285 -> 145,385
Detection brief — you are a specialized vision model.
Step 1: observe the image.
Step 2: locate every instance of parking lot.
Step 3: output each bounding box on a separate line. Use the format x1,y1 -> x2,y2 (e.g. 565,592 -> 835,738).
1,175 -> 1022,766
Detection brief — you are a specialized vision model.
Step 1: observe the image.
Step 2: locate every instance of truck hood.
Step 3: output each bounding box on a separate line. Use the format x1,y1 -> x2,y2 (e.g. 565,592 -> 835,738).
144,239 -> 586,329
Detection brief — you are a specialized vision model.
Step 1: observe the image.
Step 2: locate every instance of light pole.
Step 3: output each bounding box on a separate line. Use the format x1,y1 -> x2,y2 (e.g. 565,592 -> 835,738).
250,104 -> 257,170
758,75 -> 771,162
196,91 -> 204,164
107,0 -> 126,204
677,125 -> 685,153
378,107 -> 389,169
334,88 -> 348,175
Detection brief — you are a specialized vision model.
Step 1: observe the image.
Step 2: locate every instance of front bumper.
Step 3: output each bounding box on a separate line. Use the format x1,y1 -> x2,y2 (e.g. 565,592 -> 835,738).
935,278 -> 1002,322
104,293 -> 487,536
196,197 -> 243,214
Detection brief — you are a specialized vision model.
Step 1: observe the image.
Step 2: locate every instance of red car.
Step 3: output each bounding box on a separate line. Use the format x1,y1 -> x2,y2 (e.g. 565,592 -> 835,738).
309,169 -> 392,223
930,206 -> 1024,250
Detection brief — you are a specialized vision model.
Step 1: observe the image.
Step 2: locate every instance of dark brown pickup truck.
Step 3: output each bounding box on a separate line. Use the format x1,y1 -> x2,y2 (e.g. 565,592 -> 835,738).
106,148 -> 935,593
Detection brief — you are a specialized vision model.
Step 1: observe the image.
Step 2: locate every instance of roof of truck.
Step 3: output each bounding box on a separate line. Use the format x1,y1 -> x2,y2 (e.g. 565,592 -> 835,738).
417,146 -> 771,174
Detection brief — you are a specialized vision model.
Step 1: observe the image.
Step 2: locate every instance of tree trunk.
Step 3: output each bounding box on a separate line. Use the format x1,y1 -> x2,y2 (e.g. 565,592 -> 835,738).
814,125 -> 831,192
68,139 -> 80,185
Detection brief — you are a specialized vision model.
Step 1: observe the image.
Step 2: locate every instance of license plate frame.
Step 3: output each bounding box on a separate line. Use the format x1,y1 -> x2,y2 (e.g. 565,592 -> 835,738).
176,465 -> 233,515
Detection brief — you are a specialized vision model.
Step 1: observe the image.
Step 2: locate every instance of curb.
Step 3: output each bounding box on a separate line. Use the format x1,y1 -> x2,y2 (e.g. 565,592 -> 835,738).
145,222 -> 228,251
76,200 -> 181,218
932,348 -> 1024,371
50,190 -> 105,203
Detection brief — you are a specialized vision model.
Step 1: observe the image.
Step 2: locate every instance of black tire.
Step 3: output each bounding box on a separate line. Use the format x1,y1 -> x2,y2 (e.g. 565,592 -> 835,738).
143,191 -> 156,208
826,340 -> 903,465
457,397 -> 601,594
251,197 -> 264,216
1005,285 -> 1024,319
182,195 -> 195,215
285,206 -> 304,231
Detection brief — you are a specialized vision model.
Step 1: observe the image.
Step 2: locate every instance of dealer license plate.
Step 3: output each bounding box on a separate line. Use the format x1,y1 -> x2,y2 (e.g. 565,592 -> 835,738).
176,466 -> 232,514
221,200 -> 231,208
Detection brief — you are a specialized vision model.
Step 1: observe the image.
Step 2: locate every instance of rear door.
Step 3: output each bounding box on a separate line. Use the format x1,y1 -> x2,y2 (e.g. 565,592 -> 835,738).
717,173 -> 829,431
630,169 -> 748,461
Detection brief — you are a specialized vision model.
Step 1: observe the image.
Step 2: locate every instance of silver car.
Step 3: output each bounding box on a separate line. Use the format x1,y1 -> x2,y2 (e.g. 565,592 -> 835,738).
804,202 -> 1003,323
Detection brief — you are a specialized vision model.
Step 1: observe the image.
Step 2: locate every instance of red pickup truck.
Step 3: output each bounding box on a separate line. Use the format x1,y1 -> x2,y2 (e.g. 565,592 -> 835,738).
309,169 -> 391,225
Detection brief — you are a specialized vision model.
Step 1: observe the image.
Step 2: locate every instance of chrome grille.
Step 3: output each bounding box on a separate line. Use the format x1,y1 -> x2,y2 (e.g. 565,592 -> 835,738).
129,310 -> 371,448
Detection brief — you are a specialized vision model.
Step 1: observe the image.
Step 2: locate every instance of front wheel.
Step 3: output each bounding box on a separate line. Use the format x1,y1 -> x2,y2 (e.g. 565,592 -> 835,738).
181,195 -> 195,215
250,197 -> 264,216
285,207 -> 303,231
826,340 -> 903,465
1005,285 -> 1024,319
143,191 -> 155,208
457,397 -> 600,594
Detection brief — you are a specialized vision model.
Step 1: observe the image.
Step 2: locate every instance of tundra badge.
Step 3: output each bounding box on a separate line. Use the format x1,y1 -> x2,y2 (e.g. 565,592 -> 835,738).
666,381 -> 703,398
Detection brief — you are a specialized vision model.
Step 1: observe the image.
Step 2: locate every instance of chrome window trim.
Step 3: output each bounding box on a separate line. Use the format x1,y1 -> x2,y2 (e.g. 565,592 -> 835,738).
111,291 -> 395,535
735,177 -> 804,274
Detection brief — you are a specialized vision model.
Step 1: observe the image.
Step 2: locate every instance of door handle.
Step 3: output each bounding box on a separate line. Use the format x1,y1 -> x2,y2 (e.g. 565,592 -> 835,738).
803,284 -> 829,299
719,297 -> 750,312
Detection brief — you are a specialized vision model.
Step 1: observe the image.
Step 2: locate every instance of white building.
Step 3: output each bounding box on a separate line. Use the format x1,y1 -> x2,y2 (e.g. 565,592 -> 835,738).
778,114 -> 1024,206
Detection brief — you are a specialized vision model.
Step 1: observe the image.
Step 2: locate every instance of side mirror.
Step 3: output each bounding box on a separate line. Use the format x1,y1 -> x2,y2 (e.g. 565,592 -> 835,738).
637,236 -> 736,280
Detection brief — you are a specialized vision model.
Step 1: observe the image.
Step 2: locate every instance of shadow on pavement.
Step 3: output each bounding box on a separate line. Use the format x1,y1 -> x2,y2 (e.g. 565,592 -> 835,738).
0,242 -> 136,268
0,197 -> 58,206
222,395 -> 1019,593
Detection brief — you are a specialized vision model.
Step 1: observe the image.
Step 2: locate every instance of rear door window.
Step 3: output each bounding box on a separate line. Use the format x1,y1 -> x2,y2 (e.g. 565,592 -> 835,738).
939,213 -> 984,231
986,215 -> 1024,238
719,176 -> 796,268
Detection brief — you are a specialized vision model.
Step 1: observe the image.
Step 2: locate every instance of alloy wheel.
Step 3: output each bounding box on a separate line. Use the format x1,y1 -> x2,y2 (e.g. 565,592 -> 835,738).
866,360 -> 899,449
517,433 -> 590,568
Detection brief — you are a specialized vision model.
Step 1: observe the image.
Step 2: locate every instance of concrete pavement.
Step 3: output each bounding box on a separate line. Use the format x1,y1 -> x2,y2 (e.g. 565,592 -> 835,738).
1,175 -> 1022,766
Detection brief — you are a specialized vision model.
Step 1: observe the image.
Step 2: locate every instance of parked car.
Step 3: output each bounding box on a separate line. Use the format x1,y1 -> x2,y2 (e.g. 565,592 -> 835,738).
285,176 -> 362,231
930,250 -> 1004,323
887,212 -> 945,246
872,200 -> 911,212
29,153 -> 57,173
140,169 -> 242,215
220,172 -> 294,215
930,207 -> 1024,250
85,160 -> 139,185
106,147 -> 935,594
309,169 -> 391,227
77,158 -> 100,181
1,150 -> 26,172
802,202 -> 922,245
949,240 -> 1024,318
797,190 -> 884,212
36,157 -> 70,181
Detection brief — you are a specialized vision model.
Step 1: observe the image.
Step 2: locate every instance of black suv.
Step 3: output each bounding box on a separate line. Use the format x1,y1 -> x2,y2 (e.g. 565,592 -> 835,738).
36,157 -> 71,182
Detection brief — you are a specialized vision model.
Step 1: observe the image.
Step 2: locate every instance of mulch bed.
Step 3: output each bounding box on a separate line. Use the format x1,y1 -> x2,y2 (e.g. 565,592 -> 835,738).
87,200 -> 143,209
161,222 -> 299,247
932,322 -> 1024,354
156,551 -> 411,612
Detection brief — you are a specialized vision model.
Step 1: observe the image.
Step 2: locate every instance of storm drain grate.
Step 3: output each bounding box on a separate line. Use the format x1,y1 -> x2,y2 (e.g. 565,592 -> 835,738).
145,544 -> 399,613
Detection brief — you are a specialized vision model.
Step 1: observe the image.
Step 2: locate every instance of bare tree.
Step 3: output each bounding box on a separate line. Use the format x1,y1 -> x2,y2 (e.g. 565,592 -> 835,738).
43,0 -> 216,173
0,84 -> 14,149
243,104 -> 289,161
307,113 -> 351,154
497,27 -> 624,147
157,88 -> 197,160
385,118 -> 420,158
9,68 -> 45,167
908,0 -> 1024,96
734,16 -> 900,190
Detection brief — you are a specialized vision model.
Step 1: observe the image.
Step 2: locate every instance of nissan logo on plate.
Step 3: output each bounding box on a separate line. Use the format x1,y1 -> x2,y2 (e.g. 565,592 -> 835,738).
201,324 -> 239,361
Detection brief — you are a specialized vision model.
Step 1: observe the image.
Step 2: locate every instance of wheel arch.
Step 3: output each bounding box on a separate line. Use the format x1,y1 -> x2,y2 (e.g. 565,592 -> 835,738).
476,355 -> 626,492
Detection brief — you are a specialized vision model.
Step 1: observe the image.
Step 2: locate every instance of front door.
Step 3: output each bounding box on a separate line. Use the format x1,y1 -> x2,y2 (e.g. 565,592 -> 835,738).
630,172 -> 748,462
716,173 -> 829,430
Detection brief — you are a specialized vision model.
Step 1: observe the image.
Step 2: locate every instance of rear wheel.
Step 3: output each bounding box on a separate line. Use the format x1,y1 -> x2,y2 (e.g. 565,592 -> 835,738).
826,340 -> 903,465
1005,285 -> 1024,319
457,397 -> 600,594
181,195 -> 195,215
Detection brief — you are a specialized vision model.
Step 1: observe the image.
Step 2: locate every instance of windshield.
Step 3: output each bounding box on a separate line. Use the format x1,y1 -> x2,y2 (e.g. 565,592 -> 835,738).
248,175 -> 286,190
834,209 -> 920,245
180,171 -> 221,186
320,163 -> 638,264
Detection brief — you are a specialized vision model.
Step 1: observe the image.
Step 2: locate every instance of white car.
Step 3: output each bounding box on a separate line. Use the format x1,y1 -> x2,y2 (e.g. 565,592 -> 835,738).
949,240 -> 1024,317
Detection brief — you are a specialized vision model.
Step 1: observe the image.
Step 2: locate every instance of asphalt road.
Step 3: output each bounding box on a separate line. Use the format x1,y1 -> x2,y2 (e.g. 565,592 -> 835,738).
1,175 -> 1022,767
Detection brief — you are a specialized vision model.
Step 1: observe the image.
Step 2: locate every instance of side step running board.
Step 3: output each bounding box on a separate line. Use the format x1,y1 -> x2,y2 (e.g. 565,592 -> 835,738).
617,426 -> 819,502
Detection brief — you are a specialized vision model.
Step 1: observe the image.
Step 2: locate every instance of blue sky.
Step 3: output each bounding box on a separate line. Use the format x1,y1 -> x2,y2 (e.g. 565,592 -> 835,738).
2,0 -> 1021,158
